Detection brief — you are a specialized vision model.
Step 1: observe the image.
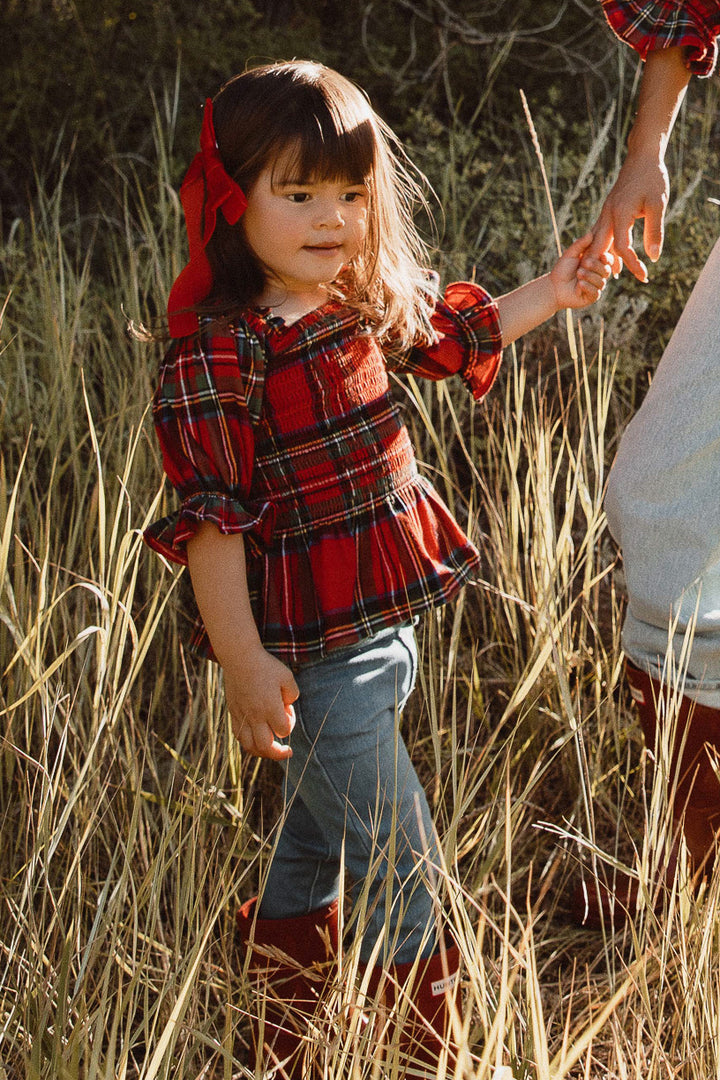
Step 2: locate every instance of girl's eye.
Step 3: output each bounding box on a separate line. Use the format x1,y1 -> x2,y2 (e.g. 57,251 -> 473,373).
341,191 -> 366,203
286,193 -> 311,203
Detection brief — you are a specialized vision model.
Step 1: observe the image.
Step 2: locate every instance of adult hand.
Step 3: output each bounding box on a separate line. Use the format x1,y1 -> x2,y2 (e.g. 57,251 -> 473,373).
590,149 -> 669,283
588,45 -> 689,283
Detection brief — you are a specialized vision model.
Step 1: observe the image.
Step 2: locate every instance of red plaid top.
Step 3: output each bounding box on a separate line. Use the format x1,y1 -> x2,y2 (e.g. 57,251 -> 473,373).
601,0 -> 720,74
145,283 -> 502,663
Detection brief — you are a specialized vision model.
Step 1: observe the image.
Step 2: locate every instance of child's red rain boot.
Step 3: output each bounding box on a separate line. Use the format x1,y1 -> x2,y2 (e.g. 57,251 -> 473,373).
572,662 -> 720,929
380,943 -> 461,1076
236,896 -> 339,1078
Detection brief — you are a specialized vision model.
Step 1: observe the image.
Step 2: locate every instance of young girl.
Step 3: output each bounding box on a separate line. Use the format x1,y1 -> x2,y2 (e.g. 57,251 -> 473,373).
144,60 -> 610,1076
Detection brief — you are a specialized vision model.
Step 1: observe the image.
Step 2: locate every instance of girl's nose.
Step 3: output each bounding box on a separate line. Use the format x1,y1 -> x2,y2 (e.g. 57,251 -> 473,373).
316,201 -> 344,228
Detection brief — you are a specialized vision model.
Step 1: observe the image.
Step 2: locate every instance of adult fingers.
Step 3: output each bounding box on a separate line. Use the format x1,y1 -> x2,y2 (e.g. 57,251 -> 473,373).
642,199 -> 665,264
588,210 -> 614,259
589,206 -> 624,278
610,219 -> 647,283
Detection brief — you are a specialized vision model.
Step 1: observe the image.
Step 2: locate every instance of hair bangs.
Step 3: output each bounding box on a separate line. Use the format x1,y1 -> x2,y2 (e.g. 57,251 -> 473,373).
267,83 -> 375,186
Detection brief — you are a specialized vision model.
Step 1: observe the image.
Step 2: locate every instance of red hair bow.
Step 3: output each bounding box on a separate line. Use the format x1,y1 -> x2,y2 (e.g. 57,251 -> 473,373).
167,98 -> 248,337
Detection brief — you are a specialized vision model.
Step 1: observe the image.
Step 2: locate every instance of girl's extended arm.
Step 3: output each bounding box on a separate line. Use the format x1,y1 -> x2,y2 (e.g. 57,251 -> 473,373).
496,233 -> 611,347
186,521 -> 299,761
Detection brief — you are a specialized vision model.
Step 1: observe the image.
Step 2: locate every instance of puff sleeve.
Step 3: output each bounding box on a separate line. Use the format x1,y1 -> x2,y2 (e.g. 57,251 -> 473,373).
389,281 -> 503,401
601,0 -> 720,76
143,322 -> 269,566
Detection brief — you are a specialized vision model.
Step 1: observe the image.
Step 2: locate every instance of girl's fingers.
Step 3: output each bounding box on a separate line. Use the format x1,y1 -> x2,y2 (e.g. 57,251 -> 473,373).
586,256 -> 612,274
236,717 -> 293,760
237,722 -> 255,753
578,269 -> 608,290
576,286 -> 599,304
273,704 -> 294,739
580,252 -> 612,276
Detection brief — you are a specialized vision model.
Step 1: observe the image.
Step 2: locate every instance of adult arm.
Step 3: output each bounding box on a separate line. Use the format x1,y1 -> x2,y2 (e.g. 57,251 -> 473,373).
186,521 -> 299,761
592,0 -> 720,278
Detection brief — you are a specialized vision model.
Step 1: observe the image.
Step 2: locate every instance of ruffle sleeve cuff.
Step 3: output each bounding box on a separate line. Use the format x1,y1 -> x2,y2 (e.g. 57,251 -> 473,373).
391,280 -> 503,400
601,0 -> 720,76
435,281 -> 504,401
143,490 -> 275,566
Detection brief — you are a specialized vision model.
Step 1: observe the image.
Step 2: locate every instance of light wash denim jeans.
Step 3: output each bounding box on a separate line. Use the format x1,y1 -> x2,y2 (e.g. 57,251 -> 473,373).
257,622 -> 440,964
606,235 -> 720,703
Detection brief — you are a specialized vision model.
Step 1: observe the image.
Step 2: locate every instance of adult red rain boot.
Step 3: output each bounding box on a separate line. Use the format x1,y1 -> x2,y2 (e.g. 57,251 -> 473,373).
573,662 -> 720,929
236,896 -> 339,1078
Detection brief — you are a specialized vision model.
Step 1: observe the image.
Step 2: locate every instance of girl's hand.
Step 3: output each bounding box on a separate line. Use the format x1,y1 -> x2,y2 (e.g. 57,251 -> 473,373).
223,645 -> 299,761
551,232 -> 612,311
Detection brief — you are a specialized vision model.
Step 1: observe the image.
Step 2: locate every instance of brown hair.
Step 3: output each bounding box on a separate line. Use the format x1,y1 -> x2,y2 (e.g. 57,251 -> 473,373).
204,61 -> 437,346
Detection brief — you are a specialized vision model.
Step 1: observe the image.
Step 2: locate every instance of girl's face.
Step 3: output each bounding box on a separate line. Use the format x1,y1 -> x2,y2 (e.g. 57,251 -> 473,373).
242,154 -> 370,309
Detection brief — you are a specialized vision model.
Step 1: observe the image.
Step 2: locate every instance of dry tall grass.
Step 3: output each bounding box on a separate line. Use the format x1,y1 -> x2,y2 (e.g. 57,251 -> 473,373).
2,90 -> 719,1080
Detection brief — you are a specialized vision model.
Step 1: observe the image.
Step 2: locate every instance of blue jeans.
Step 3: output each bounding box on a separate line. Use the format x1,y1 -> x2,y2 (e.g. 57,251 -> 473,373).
257,623 -> 440,965
606,235 -> 720,703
